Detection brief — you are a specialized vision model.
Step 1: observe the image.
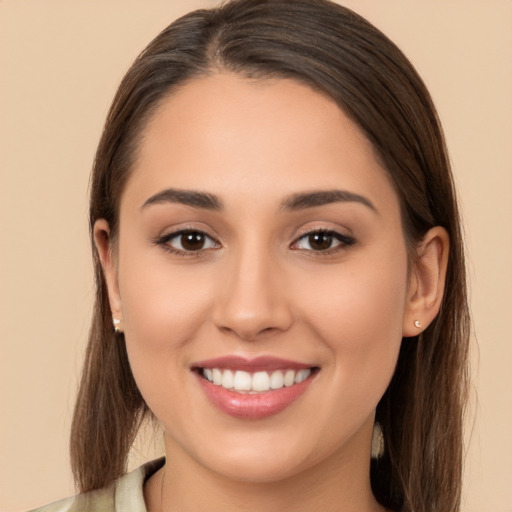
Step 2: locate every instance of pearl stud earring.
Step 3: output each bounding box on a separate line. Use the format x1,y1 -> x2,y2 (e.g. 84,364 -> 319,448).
414,320 -> 421,328
113,318 -> 122,334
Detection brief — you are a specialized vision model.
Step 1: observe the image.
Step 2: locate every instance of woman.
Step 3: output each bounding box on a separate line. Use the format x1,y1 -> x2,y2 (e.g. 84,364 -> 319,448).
31,0 -> 469,510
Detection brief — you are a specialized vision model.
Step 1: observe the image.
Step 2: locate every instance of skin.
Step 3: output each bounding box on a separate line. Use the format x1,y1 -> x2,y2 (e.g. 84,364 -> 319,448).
95,73 -> 448,512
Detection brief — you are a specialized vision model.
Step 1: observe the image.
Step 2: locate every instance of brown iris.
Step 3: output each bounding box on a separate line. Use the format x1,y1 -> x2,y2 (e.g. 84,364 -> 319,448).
181,232 -> 206,251
308,232 -> 334,251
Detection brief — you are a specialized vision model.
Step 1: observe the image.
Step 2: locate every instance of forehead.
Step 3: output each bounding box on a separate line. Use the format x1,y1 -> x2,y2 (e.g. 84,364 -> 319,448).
124,73 -> 399,214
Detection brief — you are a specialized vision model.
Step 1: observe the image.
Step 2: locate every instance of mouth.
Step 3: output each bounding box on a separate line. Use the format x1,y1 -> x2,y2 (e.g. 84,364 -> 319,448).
191,356 -> 319,419
196,367 -> 315,393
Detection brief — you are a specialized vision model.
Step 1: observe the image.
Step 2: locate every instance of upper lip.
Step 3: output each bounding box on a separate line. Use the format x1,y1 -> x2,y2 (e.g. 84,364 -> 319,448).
191,355 -> 315,372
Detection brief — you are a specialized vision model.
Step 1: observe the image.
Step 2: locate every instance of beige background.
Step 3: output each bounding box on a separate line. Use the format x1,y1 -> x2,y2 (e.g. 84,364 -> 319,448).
1,1 -> 511,511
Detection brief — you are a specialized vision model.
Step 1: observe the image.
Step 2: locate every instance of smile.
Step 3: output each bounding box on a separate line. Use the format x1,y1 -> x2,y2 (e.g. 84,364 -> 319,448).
192,356 -> 318,419
200,368 -> 312,393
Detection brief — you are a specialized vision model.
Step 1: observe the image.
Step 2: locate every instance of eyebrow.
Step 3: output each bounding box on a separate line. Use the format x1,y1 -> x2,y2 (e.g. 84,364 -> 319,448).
280,190 -> 377,213
141,188 -> 223,211
140,187 -> 377,214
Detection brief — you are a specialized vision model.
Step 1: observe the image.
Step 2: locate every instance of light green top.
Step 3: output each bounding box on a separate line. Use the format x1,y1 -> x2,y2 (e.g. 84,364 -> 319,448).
29,458 -> 165,512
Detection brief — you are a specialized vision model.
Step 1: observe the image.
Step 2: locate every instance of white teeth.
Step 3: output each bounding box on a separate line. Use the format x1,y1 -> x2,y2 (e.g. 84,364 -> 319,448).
270,370 -> 284,389
233,371 -> 252,391
212,368 -> 222,385
201,367 -> 313,392
252,371 -> 270,391
221,369 -> 234,389
295,369 -> 311,383
284,369 -> 295,387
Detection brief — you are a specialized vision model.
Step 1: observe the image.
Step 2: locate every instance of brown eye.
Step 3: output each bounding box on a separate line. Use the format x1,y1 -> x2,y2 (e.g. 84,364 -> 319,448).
158,229 -> 219,254
292,230 -> 355,253
308,233 -> 334,251
181,232 -> 207,251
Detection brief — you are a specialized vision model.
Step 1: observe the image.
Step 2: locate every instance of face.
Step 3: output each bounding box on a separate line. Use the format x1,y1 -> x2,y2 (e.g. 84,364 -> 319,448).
100,74 -> 415,483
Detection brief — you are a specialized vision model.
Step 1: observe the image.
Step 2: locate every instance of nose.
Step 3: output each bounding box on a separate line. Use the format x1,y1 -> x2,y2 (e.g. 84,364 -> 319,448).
212,247 -> 293,341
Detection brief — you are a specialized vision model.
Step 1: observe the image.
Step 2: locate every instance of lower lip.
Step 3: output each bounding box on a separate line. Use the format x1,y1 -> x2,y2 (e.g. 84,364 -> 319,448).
196,373 -> 315,419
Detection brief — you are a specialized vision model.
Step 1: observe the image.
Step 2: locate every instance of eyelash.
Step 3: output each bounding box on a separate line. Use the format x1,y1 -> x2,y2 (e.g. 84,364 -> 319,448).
290,229 -> 355,255
154,228 -> 355,257
153,229 -> 220,257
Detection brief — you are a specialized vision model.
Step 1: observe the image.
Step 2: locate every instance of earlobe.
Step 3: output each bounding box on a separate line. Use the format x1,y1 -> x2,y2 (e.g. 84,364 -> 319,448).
93,219 -> 122,322
402,226 -> 449,337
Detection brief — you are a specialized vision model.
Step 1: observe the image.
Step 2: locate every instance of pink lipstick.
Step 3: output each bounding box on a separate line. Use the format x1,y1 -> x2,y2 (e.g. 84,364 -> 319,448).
192,355 -> 318,419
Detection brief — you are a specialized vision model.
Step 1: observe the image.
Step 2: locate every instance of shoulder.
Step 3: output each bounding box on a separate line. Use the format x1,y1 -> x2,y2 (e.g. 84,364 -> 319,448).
27,484 -> 114,512
28,457 -> 165,512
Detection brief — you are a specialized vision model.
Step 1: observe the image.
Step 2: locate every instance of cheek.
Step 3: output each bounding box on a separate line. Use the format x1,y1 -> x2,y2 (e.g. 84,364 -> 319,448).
120,256 -> 213,342
116,248 -> 218,397
301,250 -> 407,336
116,257 -> 220,427
298,251 -> 408,402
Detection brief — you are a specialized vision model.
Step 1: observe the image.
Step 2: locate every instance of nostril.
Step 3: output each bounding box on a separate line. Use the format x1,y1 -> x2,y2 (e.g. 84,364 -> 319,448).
211,272 -> 294,339
213,309 -> 294,342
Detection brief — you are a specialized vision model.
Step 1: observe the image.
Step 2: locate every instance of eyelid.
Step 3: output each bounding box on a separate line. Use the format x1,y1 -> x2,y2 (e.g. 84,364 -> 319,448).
152,223 -> 354,256
153,226 -> 221,256
290,227 -> 355,253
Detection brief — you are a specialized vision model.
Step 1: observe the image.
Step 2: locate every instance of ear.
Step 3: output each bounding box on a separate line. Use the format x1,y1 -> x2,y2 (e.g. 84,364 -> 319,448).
402,226 -> 449,337
94,219 -> 123,327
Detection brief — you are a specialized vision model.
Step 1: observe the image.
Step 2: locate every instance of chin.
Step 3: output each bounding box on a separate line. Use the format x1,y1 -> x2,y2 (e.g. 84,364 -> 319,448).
204,450 -> 313,484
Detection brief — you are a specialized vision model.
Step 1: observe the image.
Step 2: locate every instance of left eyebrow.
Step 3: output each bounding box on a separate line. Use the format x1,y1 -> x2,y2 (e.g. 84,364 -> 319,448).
280,189 -> 378,213
140,188 -> 223,211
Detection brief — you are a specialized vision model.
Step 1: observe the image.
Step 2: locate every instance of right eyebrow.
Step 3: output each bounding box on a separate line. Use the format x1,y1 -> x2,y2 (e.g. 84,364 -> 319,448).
140,188 -> 223,211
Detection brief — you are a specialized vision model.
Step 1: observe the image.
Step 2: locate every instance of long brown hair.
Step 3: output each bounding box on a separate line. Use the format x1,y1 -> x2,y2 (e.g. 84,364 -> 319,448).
70,1 -> 470,510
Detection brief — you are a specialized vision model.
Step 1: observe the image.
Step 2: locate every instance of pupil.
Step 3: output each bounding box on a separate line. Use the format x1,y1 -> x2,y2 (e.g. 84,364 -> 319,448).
182,232 -> 205,251
309,233 -> 332,250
